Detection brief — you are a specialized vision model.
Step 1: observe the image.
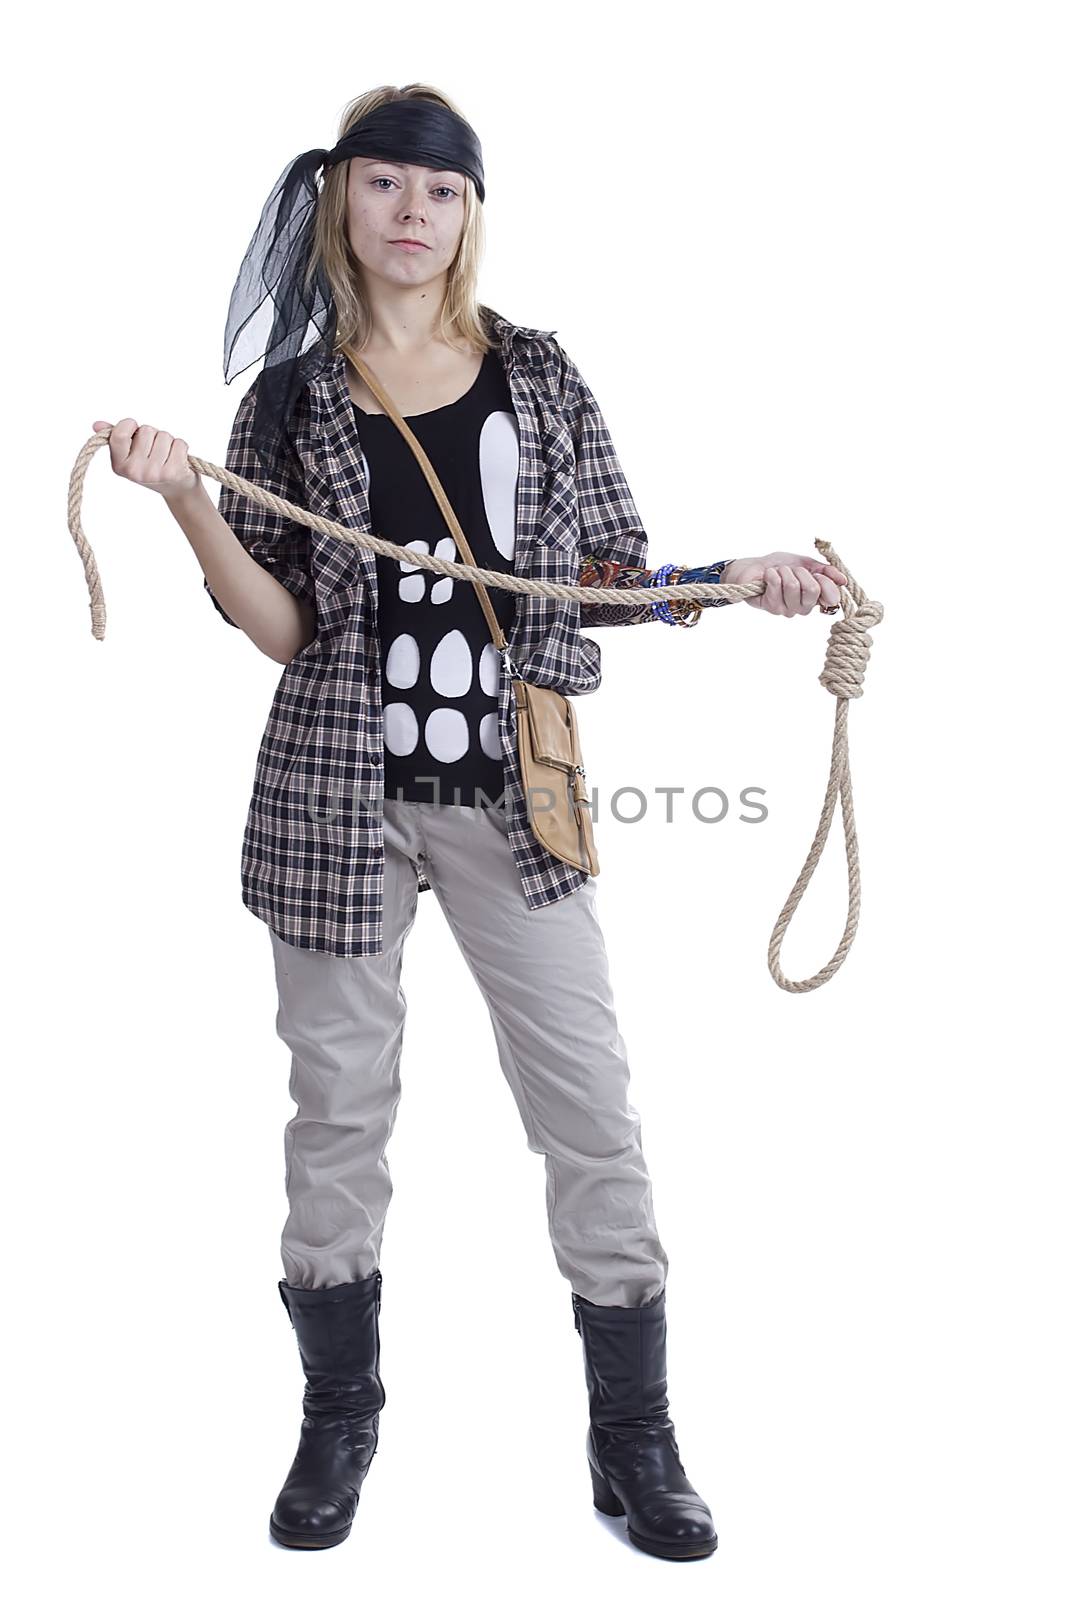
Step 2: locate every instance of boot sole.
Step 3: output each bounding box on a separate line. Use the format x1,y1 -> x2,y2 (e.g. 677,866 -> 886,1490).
628,1526 -> 718,1560
269,1514 -> 352,1549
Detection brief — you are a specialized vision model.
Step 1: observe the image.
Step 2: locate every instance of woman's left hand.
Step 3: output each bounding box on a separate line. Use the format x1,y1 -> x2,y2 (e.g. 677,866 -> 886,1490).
721,553 -> 848,617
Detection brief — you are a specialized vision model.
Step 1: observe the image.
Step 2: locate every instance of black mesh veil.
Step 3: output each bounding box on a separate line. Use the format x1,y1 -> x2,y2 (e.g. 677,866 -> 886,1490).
222,147 -> 335,475
221,100 -> 486,475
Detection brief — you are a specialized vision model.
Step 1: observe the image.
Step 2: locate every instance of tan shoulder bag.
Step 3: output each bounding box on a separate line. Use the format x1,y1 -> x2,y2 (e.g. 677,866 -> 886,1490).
348,351 -> 599,877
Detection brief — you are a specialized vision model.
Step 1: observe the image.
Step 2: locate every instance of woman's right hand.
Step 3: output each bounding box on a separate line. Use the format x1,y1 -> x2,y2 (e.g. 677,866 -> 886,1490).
92,418 -> 199,500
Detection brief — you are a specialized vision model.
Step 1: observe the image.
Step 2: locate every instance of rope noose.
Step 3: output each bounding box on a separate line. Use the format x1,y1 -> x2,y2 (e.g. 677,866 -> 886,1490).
68,430 -> 884,989
765,539 -> 884,993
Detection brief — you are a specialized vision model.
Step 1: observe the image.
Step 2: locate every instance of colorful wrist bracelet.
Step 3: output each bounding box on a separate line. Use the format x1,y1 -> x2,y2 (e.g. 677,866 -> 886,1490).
650,562 -> 682,624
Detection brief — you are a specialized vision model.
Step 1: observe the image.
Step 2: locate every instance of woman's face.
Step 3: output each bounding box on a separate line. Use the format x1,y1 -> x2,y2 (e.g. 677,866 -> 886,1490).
345,156 -> 468,287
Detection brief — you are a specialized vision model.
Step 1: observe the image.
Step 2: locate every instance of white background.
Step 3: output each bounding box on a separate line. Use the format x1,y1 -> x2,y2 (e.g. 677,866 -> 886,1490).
5,2 -> 1063,1594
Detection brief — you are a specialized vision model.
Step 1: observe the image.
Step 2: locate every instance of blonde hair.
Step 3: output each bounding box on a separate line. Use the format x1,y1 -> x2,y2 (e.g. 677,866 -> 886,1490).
309,83 -> 495,362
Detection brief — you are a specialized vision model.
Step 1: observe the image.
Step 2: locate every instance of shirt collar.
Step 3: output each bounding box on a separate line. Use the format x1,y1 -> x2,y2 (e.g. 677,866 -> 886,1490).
487,309 -> 558,347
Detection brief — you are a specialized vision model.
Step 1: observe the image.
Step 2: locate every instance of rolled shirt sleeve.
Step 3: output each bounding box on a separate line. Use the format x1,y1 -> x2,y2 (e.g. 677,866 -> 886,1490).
204,375 -> 316,629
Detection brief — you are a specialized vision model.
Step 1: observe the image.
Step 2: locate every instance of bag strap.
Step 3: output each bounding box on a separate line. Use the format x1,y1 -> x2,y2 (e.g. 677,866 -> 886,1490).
348,351 -> 510,657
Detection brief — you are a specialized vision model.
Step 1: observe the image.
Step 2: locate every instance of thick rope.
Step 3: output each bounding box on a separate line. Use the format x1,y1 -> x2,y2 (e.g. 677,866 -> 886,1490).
68,431 -> 760,631
68,429 -> 883,990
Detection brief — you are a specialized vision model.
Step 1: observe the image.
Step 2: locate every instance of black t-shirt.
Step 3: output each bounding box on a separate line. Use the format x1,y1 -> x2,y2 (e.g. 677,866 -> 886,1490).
354,348 -> 519,808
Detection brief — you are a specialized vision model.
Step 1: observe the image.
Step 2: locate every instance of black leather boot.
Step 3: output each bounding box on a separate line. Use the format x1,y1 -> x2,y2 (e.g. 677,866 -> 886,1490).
571,1286 -> 717,1560
270,1270 -> 386,1549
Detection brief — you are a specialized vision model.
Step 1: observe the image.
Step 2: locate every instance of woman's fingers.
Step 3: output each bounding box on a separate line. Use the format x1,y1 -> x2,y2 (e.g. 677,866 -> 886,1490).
750,556 -> 848,616
760,563 -> 812,616
103,417 -> 140,472
795,566 -> 823,614
92,417 -> 198,496
814,571 -> 843,608
775,564 -> 801,615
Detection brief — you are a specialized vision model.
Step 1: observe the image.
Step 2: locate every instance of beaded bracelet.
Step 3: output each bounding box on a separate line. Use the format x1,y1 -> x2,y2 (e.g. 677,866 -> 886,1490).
668,559 -> 733,625
650,562 -> 682,624
651,562 -> 724,627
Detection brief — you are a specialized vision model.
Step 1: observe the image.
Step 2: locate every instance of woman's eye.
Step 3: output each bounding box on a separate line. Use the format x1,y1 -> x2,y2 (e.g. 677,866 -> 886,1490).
371,178 -> 457,199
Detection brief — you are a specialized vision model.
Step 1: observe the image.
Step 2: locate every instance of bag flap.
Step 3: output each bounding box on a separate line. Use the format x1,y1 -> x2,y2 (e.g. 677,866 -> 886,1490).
524,684 -> 575,766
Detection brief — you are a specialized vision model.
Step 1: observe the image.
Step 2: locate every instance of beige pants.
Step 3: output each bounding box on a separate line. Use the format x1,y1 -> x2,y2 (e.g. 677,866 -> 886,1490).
268,796 -> 669,1307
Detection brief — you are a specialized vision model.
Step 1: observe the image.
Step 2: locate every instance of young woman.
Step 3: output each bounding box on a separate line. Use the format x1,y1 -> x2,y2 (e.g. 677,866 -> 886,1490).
94,84 -> 845,1562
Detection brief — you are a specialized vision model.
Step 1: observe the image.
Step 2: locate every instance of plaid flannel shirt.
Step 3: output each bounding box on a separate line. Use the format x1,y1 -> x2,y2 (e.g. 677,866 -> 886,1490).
205,307 -> 733,956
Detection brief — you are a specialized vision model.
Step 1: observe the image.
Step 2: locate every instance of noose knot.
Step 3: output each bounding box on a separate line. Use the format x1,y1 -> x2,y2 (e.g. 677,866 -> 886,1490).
818,599 -> 884,700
